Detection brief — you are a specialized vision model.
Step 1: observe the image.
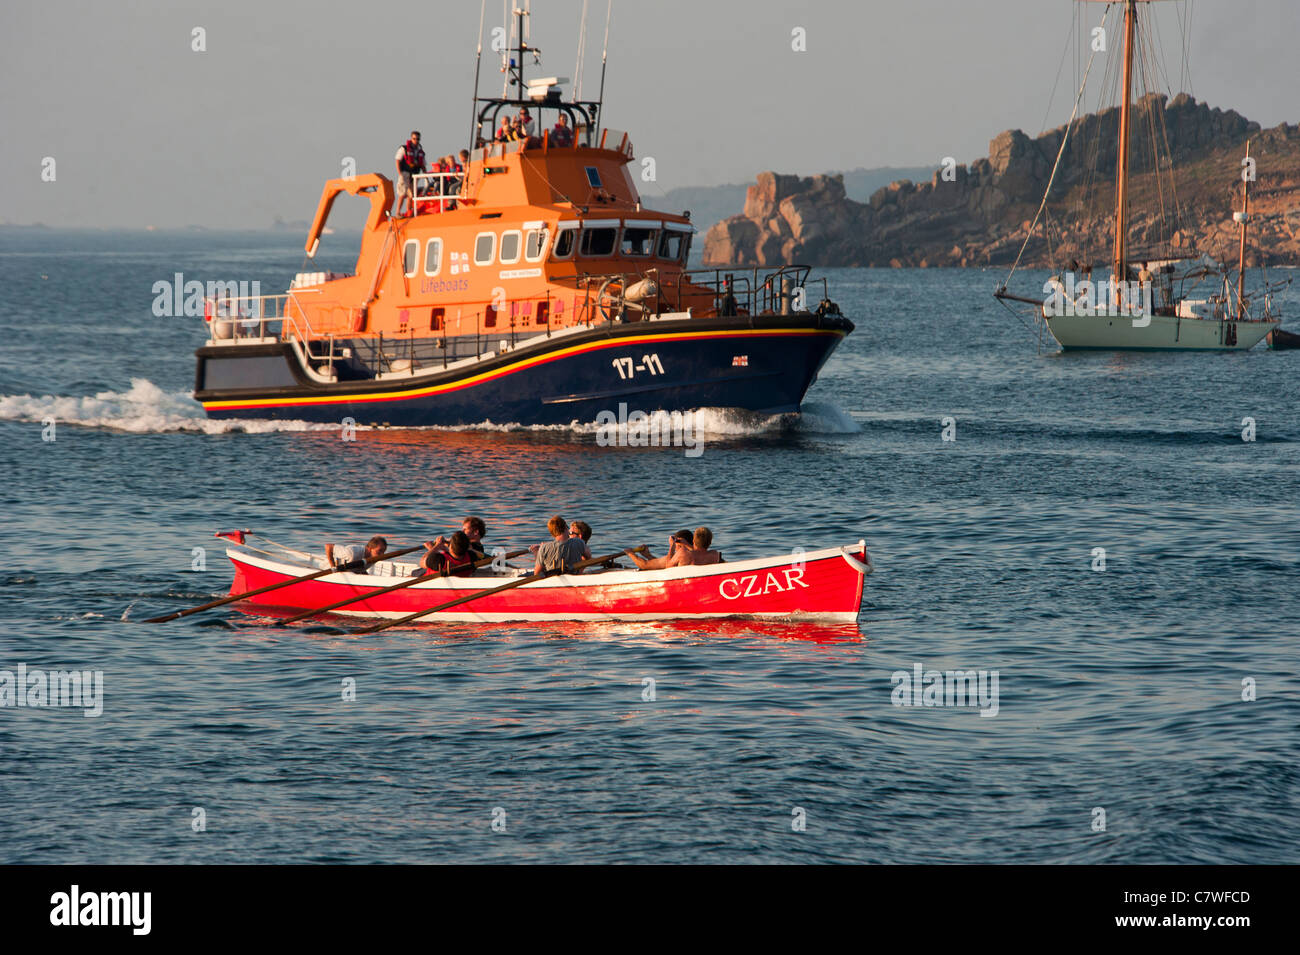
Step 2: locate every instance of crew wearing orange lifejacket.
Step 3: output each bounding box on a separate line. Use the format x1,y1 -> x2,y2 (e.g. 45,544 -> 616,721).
394,131 -> 426,216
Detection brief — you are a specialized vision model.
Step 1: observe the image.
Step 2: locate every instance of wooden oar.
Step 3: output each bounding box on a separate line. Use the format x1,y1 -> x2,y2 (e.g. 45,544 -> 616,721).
350,546 -> 647,635
144,545 -> 424,623
278,548 -> 529,625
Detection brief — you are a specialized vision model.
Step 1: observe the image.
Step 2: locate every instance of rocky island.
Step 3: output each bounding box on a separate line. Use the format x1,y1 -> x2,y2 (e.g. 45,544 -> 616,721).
702,95 -> 1300,269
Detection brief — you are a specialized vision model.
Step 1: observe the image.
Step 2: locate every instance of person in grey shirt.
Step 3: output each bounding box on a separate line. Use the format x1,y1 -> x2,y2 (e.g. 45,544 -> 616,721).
534,516 -> 587,575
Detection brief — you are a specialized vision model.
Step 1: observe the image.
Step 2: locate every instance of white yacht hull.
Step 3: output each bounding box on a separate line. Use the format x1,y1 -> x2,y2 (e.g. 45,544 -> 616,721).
1044,312 -> 1277,351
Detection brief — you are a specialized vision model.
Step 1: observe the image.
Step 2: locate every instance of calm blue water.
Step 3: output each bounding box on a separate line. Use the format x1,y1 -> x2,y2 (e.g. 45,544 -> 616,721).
1,230 -> 1297,863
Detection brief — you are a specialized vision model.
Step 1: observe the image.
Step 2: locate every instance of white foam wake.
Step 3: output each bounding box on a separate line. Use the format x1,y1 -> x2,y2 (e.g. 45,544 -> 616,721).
0,379 -> 860,437
0,378 -> 335,434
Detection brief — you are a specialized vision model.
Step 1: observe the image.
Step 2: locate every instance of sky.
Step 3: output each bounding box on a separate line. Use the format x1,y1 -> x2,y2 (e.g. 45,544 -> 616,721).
1,0 -> 1296,230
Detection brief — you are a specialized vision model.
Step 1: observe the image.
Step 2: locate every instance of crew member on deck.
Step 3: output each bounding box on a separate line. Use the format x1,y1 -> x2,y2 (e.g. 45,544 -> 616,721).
550,113 -> 573,147
720,277 -> 739,317
394,131 -> 425,217
326,536 -> 389,573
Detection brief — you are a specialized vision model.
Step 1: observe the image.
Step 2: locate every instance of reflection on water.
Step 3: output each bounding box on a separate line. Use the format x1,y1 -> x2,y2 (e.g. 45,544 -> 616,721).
233,605 -> 865,648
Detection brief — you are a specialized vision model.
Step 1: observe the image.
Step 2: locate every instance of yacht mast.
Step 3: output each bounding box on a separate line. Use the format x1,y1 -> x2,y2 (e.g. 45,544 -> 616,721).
1236,141 -> 1251,320
1113,0 -> 1136,286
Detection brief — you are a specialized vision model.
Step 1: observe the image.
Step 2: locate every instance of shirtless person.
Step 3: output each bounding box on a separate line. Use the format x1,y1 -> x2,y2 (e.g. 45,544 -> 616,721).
325,535 -> 388,573
691,527 -> 723,565
626,529 -> 697,571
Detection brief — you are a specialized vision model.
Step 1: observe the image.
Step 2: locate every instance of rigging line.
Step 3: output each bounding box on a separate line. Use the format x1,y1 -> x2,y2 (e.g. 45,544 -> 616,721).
1155,13 -> 1190,235
1003,2 -> 1112,285
994,292 -> 1044,344
1178,0 -> 1194,96
1146,2 -> 1172,98
575,0 -> 589,100
1039,6 -> 1076,138
1141,14 -> 1175,249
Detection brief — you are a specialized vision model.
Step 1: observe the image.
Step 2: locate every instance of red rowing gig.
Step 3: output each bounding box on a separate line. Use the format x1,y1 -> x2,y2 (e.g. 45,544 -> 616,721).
226,542 -> 872,624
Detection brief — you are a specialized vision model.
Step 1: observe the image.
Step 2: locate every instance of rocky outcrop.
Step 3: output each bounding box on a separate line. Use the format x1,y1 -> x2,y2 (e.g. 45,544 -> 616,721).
703,95 -> 1300,268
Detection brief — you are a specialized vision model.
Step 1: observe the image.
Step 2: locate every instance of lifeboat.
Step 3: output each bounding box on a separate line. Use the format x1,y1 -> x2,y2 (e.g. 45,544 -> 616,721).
224,540 -> 872,625
193,9 -> 853,427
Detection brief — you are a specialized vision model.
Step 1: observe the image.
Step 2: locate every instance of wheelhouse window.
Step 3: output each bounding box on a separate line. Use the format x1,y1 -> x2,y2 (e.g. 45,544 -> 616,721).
658,230 -> 688,262
403,239 -> 419,277
621,227 -> 657,257
579,227 -> 618,258
525,228 -> 549,262
424,238 -> 442,276
584,166 -> 602,189
551,225 -> 577,259
474,232 -> 496,266
499,230 -> 522,265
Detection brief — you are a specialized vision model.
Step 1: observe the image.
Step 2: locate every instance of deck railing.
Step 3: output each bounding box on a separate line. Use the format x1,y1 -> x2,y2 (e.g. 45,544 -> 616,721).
411,171 -> 463,214
565,264 -> 821,319
204,290 -> 320,344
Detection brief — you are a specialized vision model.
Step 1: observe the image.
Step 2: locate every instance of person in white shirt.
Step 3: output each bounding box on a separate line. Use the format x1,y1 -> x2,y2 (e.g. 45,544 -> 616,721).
325,535 -> 388,573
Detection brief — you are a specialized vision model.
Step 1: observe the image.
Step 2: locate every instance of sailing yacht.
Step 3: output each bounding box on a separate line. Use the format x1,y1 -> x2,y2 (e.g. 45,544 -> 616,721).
995,0 -> 1282,351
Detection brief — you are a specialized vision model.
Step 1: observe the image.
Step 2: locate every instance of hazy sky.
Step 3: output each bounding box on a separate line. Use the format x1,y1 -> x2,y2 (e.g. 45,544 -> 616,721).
2,0 -> 1296,229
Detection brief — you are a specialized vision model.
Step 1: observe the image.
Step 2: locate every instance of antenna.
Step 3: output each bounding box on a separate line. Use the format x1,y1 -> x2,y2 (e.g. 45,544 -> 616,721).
469,0 -> 487,150
574,0 -> 589,100
501,0 -> 510,97
594,0 -> 612,140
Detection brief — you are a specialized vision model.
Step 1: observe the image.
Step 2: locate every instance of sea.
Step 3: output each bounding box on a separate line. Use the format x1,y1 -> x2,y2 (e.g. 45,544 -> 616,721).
1,229 -> 1297,864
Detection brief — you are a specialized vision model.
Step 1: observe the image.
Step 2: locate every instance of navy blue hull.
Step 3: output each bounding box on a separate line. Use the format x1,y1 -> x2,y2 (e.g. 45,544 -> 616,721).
197,315 -> 853,427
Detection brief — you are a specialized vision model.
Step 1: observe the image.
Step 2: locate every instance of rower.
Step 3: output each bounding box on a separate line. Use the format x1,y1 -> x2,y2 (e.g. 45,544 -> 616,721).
534,516 -> 587,575
418,531 -> 477,577
462,516 -> 487,560
692,527 -> 723,565
569,520 -> 593,560
325,536 -> 388,573
626,530 -> 695,571
570,520 -> 622,569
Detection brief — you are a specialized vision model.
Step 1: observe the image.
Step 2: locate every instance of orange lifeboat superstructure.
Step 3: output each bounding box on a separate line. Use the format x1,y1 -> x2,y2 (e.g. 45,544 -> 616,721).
195,14 -> 853,426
